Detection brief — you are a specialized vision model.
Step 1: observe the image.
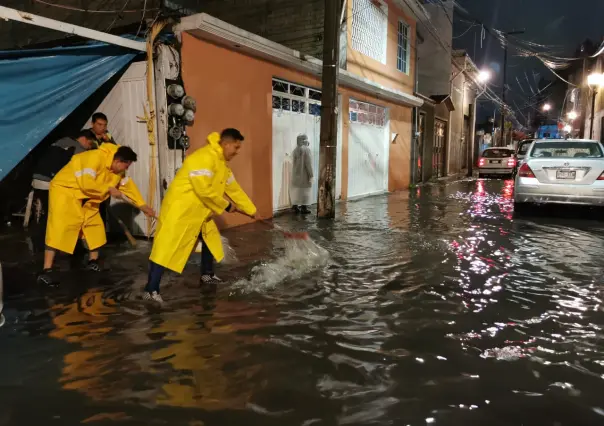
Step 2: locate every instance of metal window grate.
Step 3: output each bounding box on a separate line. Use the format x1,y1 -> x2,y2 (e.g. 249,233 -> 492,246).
272,78 -> 321,116
349,99 -> 387,127
351,0 -> 388,64
397,20 -> 410,74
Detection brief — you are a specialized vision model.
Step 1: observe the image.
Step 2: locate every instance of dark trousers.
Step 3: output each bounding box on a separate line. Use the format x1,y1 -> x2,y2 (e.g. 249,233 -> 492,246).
33,189 -> 49,252
145,237 -> 214,293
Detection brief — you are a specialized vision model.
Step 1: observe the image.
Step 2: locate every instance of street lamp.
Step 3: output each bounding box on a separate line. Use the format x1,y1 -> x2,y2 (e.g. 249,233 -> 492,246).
542,103 -> 552,112
587,72 -> 604,139
478,70 -> 491,83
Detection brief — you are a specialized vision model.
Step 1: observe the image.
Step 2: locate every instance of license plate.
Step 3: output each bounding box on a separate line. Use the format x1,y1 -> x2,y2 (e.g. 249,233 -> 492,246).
556,170 -> 576,179
490,160 -> 501,164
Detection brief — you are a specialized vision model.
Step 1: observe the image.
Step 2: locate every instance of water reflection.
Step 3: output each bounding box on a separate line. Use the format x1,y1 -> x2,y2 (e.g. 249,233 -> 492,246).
2,179 -> 604,425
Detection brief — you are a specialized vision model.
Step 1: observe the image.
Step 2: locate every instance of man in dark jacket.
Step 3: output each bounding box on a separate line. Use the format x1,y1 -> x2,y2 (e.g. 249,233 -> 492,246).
90,112 -> 117,147
89,112 -> 116,226
31,129 -> 96,250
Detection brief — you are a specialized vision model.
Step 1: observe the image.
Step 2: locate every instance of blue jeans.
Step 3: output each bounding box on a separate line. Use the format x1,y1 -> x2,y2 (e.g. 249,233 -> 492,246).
145,237 -> 214,293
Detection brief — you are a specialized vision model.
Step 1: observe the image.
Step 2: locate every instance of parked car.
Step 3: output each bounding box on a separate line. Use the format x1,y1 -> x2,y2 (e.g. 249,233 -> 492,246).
514,139 -> 534,173
514,139 -> 604,213
478,147 -> 516,179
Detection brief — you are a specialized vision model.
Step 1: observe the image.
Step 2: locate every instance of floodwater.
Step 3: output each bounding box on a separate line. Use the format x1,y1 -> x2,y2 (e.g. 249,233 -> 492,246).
2,178 -> 604,425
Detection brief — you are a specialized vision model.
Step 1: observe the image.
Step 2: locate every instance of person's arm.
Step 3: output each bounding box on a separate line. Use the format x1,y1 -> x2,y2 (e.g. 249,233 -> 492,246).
72,152 -> 110,199
118,176 -> 146,207
118,176 -> 156,217
303,148 -> 313,181
189,156 -> 230,215
224,171 -> 257,217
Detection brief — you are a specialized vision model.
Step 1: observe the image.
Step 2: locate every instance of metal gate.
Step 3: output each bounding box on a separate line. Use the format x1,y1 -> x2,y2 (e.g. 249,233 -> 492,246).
271,78 -> 343,211
433,119 -> 447,178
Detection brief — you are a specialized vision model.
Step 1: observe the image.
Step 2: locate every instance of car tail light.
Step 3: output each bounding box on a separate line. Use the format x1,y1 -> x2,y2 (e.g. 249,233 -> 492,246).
507,157 -> 516,167
597,172 -> 604,180
478,157 -> 486,167
518,163 -> 535,178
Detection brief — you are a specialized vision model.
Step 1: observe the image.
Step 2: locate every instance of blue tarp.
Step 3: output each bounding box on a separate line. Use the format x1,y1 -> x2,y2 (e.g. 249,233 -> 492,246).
0,42 -> 139,181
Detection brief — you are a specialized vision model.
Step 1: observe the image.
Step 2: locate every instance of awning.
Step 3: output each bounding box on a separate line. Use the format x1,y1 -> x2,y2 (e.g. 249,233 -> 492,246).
0,42 -> 138,181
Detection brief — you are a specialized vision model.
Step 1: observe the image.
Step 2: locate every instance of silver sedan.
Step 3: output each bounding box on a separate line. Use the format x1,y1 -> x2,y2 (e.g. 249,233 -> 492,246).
514,139 -> 604,211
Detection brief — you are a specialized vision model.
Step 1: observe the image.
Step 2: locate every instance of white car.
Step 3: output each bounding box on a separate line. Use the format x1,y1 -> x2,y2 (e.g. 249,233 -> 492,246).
514,139 -> 604,212
478,147 -> 516,179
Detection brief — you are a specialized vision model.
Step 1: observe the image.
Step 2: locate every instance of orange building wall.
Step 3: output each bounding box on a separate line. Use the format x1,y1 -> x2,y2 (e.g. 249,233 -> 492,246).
345,0 -> 416,95
180,32 -> 411,228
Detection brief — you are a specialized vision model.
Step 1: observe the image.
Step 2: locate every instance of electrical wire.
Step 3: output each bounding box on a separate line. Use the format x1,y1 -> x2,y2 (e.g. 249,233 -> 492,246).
106,0 -> 132,32
34,0 -> 158,14
453,22 -> 478,39
135,0 -> 147,37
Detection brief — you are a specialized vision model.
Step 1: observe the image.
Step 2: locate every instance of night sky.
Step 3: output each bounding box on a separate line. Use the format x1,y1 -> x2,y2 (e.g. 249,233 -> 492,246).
452,0 -> 604,125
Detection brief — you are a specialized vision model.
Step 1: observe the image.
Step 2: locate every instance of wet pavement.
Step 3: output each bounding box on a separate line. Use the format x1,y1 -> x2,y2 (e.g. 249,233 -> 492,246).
2,178 -> 604,425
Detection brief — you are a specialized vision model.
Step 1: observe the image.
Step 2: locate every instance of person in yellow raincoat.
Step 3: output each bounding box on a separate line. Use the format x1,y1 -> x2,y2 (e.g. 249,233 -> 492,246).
38,144 -> 156,285
144,128 -> 256,303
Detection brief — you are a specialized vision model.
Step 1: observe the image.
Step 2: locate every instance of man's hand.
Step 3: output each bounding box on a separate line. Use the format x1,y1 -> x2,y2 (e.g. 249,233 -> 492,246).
140,205 -> 157,218
108,186 -> 123,199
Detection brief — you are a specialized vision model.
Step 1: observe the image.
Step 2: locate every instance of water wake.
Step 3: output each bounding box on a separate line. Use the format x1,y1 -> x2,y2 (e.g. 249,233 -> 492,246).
232,237 -> 329,293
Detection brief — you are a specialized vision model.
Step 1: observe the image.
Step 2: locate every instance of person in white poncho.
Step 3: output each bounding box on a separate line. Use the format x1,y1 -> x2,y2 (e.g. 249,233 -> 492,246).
290,134 -> 314,214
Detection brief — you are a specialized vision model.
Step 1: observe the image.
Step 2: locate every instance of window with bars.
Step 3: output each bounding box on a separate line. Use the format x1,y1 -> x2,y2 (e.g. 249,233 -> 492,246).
271,78 -> 322,116
349,99 -> 387,127
351,0 -> 388,64
397,20 -> 410,74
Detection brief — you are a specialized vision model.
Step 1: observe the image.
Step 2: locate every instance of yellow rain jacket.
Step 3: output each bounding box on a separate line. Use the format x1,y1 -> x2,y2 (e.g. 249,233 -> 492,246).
46,143 -> 146,254
150,132 -> 256,273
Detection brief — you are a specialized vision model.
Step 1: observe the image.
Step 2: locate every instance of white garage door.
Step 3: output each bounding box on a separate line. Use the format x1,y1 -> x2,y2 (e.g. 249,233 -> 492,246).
272,79 -> 343,212
347,99 -> 389,198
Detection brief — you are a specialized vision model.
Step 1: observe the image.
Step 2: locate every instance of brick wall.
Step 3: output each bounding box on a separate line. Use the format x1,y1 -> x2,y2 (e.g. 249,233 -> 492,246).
170,0 -> 325,58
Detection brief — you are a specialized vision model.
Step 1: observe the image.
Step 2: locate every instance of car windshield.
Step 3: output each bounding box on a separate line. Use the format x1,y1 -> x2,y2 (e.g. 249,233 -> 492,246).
483,149 -> 513,158
517,141 -> 533,155
529,142 -> 604,158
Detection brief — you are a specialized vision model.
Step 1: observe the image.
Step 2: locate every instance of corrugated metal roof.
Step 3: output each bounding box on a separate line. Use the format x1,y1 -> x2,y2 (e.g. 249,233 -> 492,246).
0,0 -> 161,49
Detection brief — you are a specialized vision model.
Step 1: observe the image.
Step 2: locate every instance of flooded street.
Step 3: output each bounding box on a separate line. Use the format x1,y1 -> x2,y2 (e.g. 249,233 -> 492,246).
2,178 -> 604,425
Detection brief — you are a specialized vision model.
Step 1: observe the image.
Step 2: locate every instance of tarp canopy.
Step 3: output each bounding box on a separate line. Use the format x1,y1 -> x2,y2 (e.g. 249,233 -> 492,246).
0,42 -> 139,181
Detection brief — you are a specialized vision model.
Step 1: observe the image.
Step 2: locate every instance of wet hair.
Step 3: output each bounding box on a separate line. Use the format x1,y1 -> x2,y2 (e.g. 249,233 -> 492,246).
92,112 -> 108,123
114,146 -> 138,163
221,128 -> 244,142
77,129 -> 97,141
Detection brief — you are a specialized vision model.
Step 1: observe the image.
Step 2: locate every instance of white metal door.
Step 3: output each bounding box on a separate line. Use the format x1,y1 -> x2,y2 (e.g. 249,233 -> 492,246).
272,79 -> 343,212
87,61 -> 160,237
347,99 -> 389,198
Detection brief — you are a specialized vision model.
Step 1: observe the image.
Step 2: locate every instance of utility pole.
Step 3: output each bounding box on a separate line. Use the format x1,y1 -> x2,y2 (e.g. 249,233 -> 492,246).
580,57 -> 588,139
590,87 -> 598,139
499,29 -> 525,146
317,0 -> 341,218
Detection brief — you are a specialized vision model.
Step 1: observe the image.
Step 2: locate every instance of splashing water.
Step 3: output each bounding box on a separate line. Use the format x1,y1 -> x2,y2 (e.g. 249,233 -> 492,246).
232,237 -> 329,293
221,236 -> 239,265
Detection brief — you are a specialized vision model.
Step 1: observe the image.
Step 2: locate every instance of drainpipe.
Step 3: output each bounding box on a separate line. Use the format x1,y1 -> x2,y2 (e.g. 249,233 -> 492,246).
411,31 -> 420,185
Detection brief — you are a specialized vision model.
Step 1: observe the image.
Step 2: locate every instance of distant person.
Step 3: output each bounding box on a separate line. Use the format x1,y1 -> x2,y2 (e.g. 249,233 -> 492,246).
31,130 -> 97,250
38,144 -> 155,285
90,112 -> 116,146
291,134 -> 313,214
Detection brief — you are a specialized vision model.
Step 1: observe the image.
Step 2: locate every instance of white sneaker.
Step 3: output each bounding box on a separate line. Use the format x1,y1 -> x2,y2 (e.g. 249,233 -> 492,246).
143,291 -> 164,303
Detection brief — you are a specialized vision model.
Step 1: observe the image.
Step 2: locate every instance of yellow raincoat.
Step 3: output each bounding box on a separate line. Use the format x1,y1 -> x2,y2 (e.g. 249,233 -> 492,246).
46,143 -> 146,254
150,132 -> 256,273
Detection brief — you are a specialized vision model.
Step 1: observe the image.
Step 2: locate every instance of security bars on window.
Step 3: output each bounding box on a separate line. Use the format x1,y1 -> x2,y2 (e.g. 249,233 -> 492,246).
397,20 -> 410,74
349,99 -> 387,127
272,78 -> 322,116
351,0 -> 388,65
